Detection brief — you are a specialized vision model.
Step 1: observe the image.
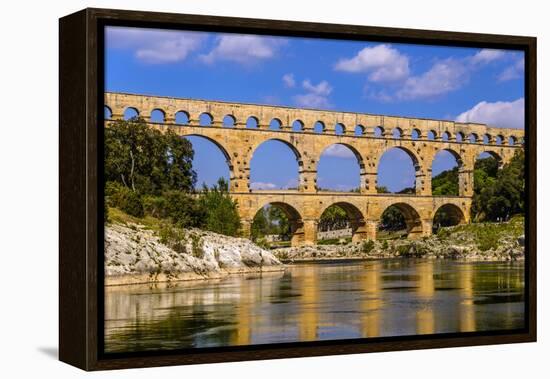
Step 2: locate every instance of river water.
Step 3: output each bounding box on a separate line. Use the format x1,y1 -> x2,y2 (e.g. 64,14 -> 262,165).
104,259 -> 525,353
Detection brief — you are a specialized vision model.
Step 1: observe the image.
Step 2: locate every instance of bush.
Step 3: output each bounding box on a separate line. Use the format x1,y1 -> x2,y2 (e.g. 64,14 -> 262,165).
361,240 -> 375,254
105,181 -> 143,218
163,191 -> 206,228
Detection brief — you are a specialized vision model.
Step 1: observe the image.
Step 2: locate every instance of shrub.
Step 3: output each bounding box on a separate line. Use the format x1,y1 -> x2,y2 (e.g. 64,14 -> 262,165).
163,191 -> 206,228
361,240 -> 375,254
105,181 -> 144,218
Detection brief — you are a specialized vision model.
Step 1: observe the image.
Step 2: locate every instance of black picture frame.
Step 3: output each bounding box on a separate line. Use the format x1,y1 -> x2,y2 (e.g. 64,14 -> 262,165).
59,7 -> 537,371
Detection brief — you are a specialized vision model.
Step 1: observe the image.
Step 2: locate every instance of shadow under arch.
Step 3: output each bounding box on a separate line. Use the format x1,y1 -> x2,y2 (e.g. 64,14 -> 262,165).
252,201 -> 305,247
316,142 -> 365,192
180,133 -> 235,188
478,150 -> 503,168
377,146 -> 421,194
433,203 -> 466,231
318,201 -> 367,242
379,202 -> 423,239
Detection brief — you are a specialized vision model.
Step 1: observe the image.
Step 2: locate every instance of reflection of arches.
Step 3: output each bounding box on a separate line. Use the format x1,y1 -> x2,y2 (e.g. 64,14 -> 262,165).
380,203 -> 423,239
317,143 -> 364,192
181,134 -> 233,186
123,107 -> 139,120
254,202 -> 304,247
377,147 -> 421,193
319,202 -> 366,242
433,204 -> 466,229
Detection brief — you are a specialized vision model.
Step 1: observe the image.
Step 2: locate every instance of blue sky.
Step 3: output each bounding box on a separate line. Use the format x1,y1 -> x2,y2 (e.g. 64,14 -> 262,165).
105,27 -> 524,192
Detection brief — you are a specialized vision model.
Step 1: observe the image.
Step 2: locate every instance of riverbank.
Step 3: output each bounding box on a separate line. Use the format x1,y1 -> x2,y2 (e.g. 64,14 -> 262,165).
273,216 -> 525,262
105,222 -> 284,286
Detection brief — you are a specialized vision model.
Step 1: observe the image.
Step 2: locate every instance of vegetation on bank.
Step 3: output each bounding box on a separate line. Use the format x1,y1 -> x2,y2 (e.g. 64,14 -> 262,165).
105,117 -> 241,236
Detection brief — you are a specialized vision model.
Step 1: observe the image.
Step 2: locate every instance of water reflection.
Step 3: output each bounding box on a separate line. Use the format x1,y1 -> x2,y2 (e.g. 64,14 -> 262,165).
104,260 -> 525,353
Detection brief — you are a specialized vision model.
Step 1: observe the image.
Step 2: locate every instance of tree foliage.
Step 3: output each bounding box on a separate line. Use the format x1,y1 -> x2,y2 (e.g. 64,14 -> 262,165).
318,205 -> 349,231
251,205 -> 291,241
198,178 -> 241,236
432,167 -> 459,196
105,117 -> 196,195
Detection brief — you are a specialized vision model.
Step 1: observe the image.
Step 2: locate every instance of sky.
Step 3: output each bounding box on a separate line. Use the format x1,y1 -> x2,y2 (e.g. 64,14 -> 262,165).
105,26 -> 525,192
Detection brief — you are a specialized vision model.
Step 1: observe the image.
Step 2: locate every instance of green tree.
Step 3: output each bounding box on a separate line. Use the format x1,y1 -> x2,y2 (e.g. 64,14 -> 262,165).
432,167 -> 459,196
104,117 -> 196,195
198,177 -> 241,236
380,206 -> 406,231
319,205 -> 349,231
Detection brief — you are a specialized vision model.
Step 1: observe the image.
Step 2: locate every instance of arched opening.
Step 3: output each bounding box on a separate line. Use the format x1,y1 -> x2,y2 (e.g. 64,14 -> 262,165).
427,130 -> 436,140
472,151 -> 502,222
317,144 -> 362,192
250,139 -> 301,190
182,135 -> 231,190
468,133 -> 478,143
433,204 -> 466,233
292,120 -> 304,132
104,106 -> 112,120
378,203 -> 422,240
392,128 -> 402,139
250,202 -> 303,248
314,121 -> 325,134
374,126 -> 384,137
318,202 -> 366,244
456,132 -> 464,142
223,114 -> 236,128
123,107 -> 139,120
411,129 -> 421,140
377,147 -> 419,194
431,149 -> 462,196
335,123 -> 345,135
508,136 -> 517,146
247,116 -> 259,129
495,135 -> 503,145
199,113 -> 213,126
269,118 -> 282,131
355,125 -> 365,136
175,111 -> 189,125
150,108 -> 165,123
483,134 -> 491,144
441,131 -> 450,141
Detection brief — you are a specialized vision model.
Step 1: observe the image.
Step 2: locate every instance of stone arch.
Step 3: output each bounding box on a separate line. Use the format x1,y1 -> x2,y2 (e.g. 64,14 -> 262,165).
508,135 -> 517,146
495,135 -> 504,145
292,119 -> 304,132
249,138 -> 304,190
483,133 -> 492,144
316,143 -> 365,192
441,131 -> 451,141
468,133 -> 478,143
123,107 -> 139,120
104,105 -> 112,120
432,203 -> 466,230
269,118 -> 283,130
335,123 -> 345,135
318,201 -> 367,242
411,128 -> 421,140
314,121 -> 325,133
456,131 -> 465,142
374,126 -> 384,137
392,127 -> 403,139
379,202 -> 423,239
175,110 -> 190,124
150,108 -> 165,123
179,133 -> 235,187
246,115 -> 259,129
354,125 -> 365,136
223,114 -> 236,127
377,146 -> 421,194
427,130 -> 437,140
199,112 -> 214,126
479,150 -> 503,166
252,201 -> 305,247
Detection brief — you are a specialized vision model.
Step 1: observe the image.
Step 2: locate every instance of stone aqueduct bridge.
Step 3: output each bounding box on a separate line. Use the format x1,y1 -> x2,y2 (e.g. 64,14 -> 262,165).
104,92 -> 524,246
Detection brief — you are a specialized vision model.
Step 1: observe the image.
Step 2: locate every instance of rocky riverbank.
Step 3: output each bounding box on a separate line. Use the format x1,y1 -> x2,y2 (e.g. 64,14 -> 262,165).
105,223 -> 284,286
273,218 -> 525,262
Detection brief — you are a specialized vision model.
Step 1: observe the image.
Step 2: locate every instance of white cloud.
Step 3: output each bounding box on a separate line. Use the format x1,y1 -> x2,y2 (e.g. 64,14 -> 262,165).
334,44 -> 409,82
322,144 -> 355,159
455,98 -> 524,129
250,182 -> 278,190
200,35 -> 285,65
498,59 -> 525,82
293,79 -> 333,108
470,49 -> 507,65
396,58 -> 467,100
282,73 -> 295,88
106,27 -> 205,64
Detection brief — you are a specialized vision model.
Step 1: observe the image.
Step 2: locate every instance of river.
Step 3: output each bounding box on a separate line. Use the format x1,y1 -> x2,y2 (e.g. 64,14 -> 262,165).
104,259 -> 525,353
